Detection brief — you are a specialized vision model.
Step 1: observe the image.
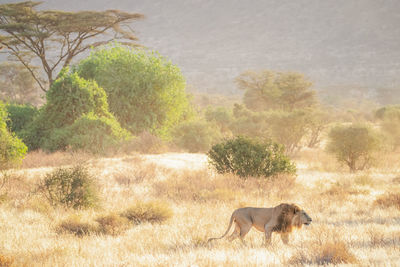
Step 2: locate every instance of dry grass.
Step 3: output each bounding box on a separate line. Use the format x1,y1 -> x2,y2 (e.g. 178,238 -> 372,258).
0,149 -> 399,266
0,254 -> 14,267
374,192 -> 400,210
57,215 -> 98,236
121,200 -> 173,224
95,213 -> 130,236
21,150 -> 93,169
289,241 -> 357,265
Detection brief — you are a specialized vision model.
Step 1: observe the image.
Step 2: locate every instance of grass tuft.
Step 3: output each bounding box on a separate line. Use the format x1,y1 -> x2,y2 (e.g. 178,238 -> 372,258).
374,192 -> 400,210
121,201 -> 172,224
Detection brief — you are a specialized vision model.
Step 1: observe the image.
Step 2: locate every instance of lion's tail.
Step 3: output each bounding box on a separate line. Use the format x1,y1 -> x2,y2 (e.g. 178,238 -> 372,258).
207,213 -> 235,243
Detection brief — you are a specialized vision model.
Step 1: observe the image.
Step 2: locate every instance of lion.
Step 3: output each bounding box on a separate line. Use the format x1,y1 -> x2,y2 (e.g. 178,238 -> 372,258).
207,203 -> 312,245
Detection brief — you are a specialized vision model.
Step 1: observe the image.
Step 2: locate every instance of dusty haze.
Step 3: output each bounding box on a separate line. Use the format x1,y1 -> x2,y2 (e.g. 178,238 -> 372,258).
2,0 -> 399,94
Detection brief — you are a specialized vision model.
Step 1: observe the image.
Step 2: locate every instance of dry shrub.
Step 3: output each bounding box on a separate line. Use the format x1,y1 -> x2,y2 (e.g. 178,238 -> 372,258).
22,150 -> 92,169
57,215 -> 97,236
153,169 -> 237,202
121,201 -> 172,224
289,241 -> 357,265
0,254 -> 14,267
374,192 -> 400,210
95,213 -> 130,236
316,241 -> 357,264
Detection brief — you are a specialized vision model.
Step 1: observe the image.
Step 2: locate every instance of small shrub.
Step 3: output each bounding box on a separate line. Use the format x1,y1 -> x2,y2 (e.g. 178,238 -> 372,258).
207,136 -> 296,178
374,193 -> 400,210
57,215 -> 97,236
95,213 -> 130,236
37,165 -> 99,209
121,201 -> 172,224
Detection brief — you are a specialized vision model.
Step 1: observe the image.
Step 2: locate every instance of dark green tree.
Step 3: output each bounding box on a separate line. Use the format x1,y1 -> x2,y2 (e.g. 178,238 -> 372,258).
0,1 -> 143,92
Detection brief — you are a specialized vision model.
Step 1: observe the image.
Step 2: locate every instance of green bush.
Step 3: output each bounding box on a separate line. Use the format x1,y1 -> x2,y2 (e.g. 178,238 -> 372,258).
327,124 -> 381,172
77,44 -> 192,137
37,165 -> 99,209
24,69 -> 130,152
6,103 -> 38,137
172,120 -> 222,153
0,102 -> 27,168
207,136 -> 296,178
66,112 -> 131,154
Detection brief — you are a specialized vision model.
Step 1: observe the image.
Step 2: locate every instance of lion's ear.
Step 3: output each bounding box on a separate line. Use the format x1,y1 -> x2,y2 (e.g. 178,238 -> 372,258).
292,204 -> 301,214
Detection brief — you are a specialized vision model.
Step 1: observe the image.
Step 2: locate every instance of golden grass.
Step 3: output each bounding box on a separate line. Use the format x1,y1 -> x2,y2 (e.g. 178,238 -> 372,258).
122,200 -> 173,224
0,149 -> 399,266
374,192 -> 400,210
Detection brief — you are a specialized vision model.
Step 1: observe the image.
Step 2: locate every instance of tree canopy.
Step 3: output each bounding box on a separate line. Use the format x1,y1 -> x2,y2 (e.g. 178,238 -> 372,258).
77,45 -> 192,138
0,1 -> 143,92
235,70 -> 316,112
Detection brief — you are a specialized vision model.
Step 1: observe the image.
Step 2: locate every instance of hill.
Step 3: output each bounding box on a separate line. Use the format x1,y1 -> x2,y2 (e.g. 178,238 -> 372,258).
3,0 -> 400,95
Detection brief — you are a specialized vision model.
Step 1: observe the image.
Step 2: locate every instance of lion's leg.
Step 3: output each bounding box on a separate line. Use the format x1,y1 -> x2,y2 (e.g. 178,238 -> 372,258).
280,233 -> 289,244
227,223 -> 240,242
264,222 -> 274,246
239,224 -> 252,246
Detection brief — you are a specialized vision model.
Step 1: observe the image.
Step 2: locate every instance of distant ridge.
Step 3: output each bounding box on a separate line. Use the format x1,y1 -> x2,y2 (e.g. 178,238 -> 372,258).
3,0 -> 400,93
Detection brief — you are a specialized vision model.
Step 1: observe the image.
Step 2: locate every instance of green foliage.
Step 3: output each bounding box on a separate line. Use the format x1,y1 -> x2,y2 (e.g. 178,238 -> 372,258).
77,44 -> 191,137
66,112 -> 131,154
0,101 -> 27,168
44,69 -> 111,128
37,165 -> 99,209
327,124 -> 381,172
172,119 -> 223,153
24,69 -> 129,153
236,70 -> 316,112
229,104 -> 270,139
207,136 -> 296,178
204,106 -> 233,133
121,201 -> 173,224
6,103 -> 38,136
268,110 -> 309,154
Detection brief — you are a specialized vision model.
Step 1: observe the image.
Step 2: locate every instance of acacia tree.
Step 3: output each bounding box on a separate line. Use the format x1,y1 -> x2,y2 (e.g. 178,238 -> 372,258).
235,70 -> 316,112
0,1 -> 143,92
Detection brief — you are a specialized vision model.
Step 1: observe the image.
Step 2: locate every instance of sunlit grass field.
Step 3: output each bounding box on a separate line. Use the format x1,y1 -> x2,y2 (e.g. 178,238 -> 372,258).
0,150 -> 399,266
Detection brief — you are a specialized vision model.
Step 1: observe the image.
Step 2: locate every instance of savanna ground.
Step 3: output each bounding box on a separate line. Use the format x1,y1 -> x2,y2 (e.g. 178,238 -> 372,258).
0,149 -> 399,266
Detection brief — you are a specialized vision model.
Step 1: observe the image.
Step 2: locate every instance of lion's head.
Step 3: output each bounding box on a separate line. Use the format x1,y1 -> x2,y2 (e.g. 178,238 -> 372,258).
272,203 -> 312,233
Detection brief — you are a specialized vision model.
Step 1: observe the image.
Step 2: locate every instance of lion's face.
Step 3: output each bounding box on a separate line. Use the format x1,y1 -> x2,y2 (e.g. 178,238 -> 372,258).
293,209 -> 312,227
